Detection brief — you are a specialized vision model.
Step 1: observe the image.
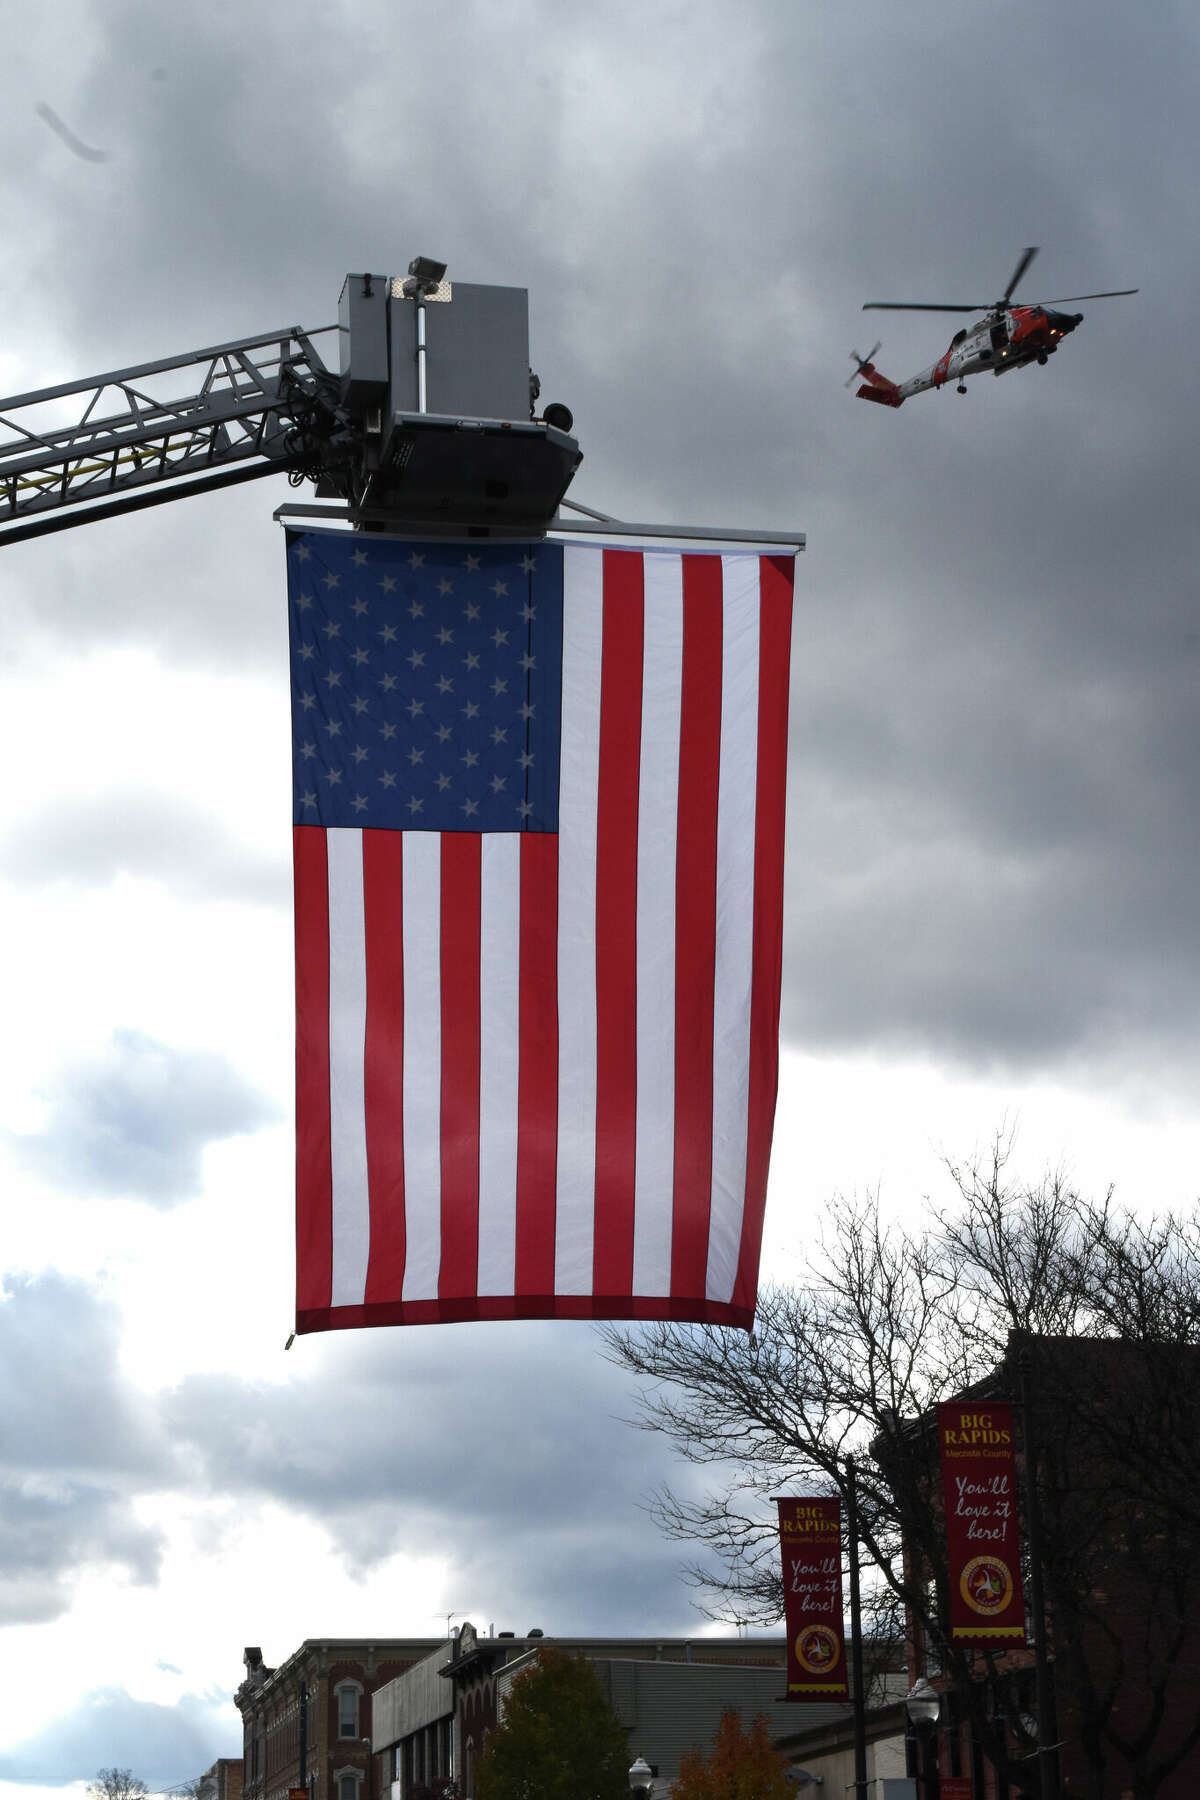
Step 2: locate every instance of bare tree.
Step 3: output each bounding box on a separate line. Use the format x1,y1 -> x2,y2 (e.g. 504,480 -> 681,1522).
87,1773 -> 149,1800
602,1142 -> 1200,1800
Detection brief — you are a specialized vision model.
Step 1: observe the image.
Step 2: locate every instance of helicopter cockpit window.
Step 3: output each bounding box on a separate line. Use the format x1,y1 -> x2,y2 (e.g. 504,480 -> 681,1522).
951,329 -> 967,346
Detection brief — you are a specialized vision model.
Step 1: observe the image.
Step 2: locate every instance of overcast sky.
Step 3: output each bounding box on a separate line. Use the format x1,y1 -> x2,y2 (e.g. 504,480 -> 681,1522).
3,1 -> 1200,1794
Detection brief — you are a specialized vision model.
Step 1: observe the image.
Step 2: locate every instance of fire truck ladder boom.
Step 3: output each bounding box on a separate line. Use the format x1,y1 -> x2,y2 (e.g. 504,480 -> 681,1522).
0,324 -> 339,547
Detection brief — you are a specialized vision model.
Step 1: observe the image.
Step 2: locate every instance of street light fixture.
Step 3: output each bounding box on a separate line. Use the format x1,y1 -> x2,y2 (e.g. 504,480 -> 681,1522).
904,1680 -> 940,1800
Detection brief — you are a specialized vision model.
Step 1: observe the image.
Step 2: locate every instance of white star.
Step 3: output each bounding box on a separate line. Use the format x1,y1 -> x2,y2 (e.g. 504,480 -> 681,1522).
491,677 -> 508,697
491,726 -> 507,744
352,598 -> 369,618
492,579 -> 509,598
298,644 -> 315,662
409,600 -> 425,620
521,554 -> 537,572
407,698 -> 424,717
381,722 -> 397,740
518,750 -> 534,769
299,692 -> 316,710
407,649 -> 426,669
324,670 -> 342,688
326,721 -> 342,737
437,626 -> 454,645
296,592 -> 313,611
492,627 -> 509,648
521,603 -> 536,622
462,700 -> 480,719
436,676 -> 454,695
323,620 -> 341,638
301,790 -> 318,806
352,795 -> 368,813
463,651 -> 481,671
518,799 -> 534,819
408,747 -> 424,765
520,653 -> 535,672
435,724 -> 452,743
490,774 -> 506,793
327,768 -> 343,784
519,701 -> 535,721
380,770 -> 397,789
464,601 -> 481,622
323,571 -> 340,589
353,746 -> 369,764
409,551 -> 426,570
438,577 -> 454,596
380,623 -> 398,644
464,553 -> 481,572
436,773 -> 452,791
379,574 -> 397,593
408,795 -> 424,814
380,674 -> 397,693
295,544 -> 312,562
462,797 -> 479,817
300,741 -> 316,759
353,549 -> 368,567
352,648 -> 369,667
353,697 -> 369,716
462,749 -> 479,768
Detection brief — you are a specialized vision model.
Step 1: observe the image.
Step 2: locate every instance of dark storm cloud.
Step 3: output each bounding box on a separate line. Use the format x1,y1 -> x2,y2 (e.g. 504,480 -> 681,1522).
11,1029 -> 279,1205
166,1323 -> 716,1633
2,0 -> 1199,1084
0,1686 -> 238,1787
0,789 -> 289,907
0,1273 -> 171,1622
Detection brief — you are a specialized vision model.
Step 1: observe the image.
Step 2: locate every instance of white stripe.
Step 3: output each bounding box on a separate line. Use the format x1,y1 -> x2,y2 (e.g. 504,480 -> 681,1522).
401,830 -> 443,1301
632,554 -> 683,1296
555,544 -> 604,1293
477,833 -> 521,1295
327,828 -> 370,1307
706,556 -> 761,1302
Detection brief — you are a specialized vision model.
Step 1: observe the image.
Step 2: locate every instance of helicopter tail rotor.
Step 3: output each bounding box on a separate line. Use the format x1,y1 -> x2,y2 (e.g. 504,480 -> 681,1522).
847,344 -> 904,407
845,342 -> 883,388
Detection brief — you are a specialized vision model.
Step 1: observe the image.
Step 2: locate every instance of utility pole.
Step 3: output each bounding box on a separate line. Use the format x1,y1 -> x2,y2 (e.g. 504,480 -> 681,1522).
1018,1348 -> 1060,1800
845,1458 -> 869,1800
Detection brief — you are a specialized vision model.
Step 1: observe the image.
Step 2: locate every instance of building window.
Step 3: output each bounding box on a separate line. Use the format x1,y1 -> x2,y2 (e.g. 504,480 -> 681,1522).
335,1771 -> 362,1800
336,1683 -> 362,1739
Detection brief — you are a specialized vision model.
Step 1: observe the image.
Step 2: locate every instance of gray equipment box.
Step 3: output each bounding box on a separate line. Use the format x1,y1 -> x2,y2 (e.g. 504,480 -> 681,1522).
390,280 -> 531,421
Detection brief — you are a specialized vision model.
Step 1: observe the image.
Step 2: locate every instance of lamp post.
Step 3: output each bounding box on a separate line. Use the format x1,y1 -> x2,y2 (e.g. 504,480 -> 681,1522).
629,1756 -> 654,1800
904,1679 -> 940,1800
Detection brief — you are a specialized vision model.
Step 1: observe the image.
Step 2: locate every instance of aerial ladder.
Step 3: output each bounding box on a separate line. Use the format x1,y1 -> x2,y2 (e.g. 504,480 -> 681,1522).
0,258 -> 584,549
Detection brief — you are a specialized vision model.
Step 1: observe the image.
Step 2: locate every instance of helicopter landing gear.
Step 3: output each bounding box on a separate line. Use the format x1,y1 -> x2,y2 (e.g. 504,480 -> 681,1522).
956,382 -> 968,394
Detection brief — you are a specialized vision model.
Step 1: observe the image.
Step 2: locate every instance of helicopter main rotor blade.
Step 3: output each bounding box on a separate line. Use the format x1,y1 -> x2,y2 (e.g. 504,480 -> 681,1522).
1041,288 -> 1140,303
1002,246 -> 1039,304
862,302 -> 984,312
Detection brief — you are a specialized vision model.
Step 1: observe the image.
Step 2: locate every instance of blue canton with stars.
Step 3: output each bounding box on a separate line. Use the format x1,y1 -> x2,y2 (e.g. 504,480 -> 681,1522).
287,530 -> 563,832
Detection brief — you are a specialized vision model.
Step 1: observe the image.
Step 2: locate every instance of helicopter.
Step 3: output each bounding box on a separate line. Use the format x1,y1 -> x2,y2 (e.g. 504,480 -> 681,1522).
848,246 -> 1136,407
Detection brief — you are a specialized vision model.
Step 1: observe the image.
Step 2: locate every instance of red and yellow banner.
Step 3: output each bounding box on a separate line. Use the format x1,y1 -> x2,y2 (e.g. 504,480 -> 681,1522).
776,1497 -> 848,1699
938,1400 -> 1027,1644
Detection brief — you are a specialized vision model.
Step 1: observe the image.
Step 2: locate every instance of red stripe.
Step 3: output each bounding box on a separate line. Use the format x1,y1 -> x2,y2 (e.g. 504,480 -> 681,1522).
439,833 -> 481,1300
293,824 -> 332,1315
515,832 -> 558,1299
362,830 -> 406,1306
671,554 -> 723,1301
732,555 -> 794,1316
296,1289 -> 755,1334
591,550 -> 644,1298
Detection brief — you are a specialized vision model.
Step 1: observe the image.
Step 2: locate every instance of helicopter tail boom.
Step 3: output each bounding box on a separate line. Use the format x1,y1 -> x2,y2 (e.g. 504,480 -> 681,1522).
855,364 -> 904,408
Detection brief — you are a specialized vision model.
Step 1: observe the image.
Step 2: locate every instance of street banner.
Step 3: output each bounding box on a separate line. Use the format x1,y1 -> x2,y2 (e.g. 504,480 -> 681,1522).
776,1497 -> 849,1699
288,529 -> 795,1333
938,1400 -> 1027,1643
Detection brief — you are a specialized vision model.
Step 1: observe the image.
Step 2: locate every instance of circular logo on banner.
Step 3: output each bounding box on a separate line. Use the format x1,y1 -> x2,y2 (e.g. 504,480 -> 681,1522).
960,1556 -> 1014,1615
795,1625 -> 841,1674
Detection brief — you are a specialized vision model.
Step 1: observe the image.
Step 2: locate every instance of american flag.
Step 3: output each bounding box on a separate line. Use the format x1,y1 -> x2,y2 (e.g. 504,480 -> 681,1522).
289,528 -> 794,1333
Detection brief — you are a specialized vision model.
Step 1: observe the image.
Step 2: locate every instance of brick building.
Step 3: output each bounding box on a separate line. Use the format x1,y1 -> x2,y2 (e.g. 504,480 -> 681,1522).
237,1639 -> 444,1800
